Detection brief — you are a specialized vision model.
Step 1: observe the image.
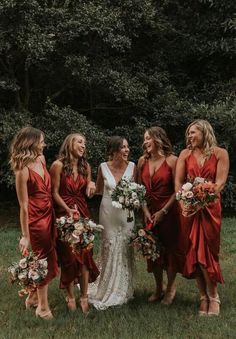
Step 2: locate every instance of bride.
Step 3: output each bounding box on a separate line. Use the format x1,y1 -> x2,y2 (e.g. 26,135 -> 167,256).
89,136 -> 136,310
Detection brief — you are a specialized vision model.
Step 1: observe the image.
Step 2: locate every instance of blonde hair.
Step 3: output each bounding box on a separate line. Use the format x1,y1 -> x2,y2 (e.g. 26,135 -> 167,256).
185,119 -> 218,156
9,127 -> 44,171
143,126 -> 173,158
58,133 -> 88,177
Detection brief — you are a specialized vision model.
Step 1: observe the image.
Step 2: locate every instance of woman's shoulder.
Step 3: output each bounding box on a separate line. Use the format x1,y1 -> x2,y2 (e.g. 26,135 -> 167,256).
50,159 -> 63,173
178,148 -> 191,159
166,154 -> 178,168
137,156 -> 146,168
213,146 -> 229,159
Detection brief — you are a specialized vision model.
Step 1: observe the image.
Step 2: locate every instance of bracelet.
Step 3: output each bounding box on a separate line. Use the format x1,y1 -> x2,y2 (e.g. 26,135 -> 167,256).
162,208 -> 168,215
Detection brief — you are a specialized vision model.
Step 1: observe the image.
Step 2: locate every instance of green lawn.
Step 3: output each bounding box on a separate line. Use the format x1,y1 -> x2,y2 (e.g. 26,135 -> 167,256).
0,217 -> 236,339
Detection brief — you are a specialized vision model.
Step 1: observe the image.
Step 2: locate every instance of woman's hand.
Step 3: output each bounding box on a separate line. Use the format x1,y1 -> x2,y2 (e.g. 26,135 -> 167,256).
182,204 -> 201,217
144,209 -> 152,224
86,181 -> 96,198
152,210 -> 165,225
19,236 -> 30,256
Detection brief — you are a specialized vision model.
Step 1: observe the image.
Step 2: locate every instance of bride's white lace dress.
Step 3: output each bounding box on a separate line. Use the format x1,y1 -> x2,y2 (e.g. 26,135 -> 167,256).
88,161 -> 135,310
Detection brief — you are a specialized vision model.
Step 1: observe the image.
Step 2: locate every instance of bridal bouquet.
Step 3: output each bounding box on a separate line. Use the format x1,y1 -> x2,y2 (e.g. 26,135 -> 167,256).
176,176 -> 218,214
55,216 -> 104,253
111,177 -> 146,222
8,251 -> 48,296
130,227 -> 161,261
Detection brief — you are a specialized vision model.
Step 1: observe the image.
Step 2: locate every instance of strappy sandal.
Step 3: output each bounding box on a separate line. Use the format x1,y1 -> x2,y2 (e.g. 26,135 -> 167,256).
79,296 -> 89,314
198,295 -> 209,316
35,308 -> 53,320
161,287 -> 176,306
208,295 -> 220,316
66,297 -> 77,311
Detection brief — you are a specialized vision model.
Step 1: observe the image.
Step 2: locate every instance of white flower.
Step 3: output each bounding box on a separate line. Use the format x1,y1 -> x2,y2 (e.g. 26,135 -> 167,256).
132,192 -> 137,199
112,201 -> 123,209
130,182 -> 138,190
28,270 -> 40,281
66,217 -> 74,224
38,259 -> 48,269
194,177 -> 205,184
176,192 -> 181,200
185,191 -> 194,198
182,182 -> 193,191
18,271 -> 28,280
58,216 -> 66,225
138,229 -> 146,237
118,196 -> 125,204
134,200 -> 140,208
19,258 -> 27,269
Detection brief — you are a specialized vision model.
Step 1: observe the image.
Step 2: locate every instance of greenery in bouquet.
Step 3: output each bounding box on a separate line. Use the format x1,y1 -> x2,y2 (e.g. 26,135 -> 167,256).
8,251 -> 48,296
176,176 -> 218,209
130,228 -> 161,261
55,216 -> 104,253
111,177 -> 146,222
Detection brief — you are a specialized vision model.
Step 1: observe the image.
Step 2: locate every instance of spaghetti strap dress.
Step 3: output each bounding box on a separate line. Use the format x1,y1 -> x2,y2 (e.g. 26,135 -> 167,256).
55,172 -> 99,289
27,163 -> 58,287
182,152 -> 224,284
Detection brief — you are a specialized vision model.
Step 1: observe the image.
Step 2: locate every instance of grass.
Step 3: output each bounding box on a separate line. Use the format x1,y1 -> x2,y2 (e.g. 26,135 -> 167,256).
0,217 -> 236,339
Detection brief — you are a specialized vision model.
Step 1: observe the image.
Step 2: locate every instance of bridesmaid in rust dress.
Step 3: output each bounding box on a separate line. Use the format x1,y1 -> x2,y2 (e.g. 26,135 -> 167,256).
9,127 -> 58,320
50,133 -> 99,313
137,126 -> 181,305
175,119 -> 229,316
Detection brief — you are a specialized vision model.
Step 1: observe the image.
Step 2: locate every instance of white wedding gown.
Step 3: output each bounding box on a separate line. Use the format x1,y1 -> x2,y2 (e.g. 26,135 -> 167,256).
88,161 -> 135,310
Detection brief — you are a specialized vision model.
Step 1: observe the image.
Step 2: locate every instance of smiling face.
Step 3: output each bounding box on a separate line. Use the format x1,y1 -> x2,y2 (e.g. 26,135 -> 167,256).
143,131 -> 158,155
187,125 -> 204,149
113,139 -> 129,161
36,134 -> 46,155
72,135 -> 86,158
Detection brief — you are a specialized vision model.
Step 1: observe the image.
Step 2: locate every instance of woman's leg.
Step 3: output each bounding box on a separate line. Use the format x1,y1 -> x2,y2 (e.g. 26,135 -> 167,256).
65,281 -> 77,311
148,266 -> 163,301
79,265 -> 89,313
199,265 -> 220,315
161,267 -> 176,305
36,284 -> 53,319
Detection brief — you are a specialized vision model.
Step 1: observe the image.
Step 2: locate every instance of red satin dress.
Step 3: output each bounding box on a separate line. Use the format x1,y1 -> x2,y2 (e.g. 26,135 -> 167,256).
182,152 -> 223,284
55,172 -> 99,289
27,164 -> 58,287
140,159 -> 182,272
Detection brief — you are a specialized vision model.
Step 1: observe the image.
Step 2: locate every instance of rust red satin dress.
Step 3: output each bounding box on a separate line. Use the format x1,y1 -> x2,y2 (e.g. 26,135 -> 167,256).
55,172 -> 99,289
140,159 -> 182,272
27,164 -> 58,287
182,152 -> 223,284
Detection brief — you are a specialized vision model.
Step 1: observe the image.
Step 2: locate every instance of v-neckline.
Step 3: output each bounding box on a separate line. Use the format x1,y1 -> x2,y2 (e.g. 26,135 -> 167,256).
191,153 -> 211,170
148,159 -> 166,180
28,163 -> 45,182
105,162 -> 130,185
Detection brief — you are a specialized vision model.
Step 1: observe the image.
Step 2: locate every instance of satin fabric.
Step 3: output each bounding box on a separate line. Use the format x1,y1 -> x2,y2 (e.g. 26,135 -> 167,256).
55,172 -> 99,288
140,159 -> 182,272
182,152 -> 223,284
27,164 -> 58,287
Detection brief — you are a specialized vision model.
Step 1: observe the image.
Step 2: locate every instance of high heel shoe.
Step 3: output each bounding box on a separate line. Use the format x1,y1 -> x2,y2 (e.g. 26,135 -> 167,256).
161,287 -> 176,306
79,296 -> 89,314
35,308 -> 53,320
25,295 -> 38,309
66,297 -> 77,311
198,295 -> 209,316
208,295 -> 220,316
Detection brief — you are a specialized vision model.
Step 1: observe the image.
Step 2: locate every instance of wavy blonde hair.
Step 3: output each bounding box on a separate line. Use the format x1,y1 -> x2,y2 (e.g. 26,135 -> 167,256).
9,127 -> 44,171
58,133 -> 88,177
185,119 -> 218,156
143,126 -> 173,158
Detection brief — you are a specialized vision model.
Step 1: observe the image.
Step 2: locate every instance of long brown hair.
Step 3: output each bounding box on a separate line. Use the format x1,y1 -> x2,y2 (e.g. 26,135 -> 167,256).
143,126 -> 173,158
9,127 -> 44,171
58,133 -> 88,177
185,119 -> 218,156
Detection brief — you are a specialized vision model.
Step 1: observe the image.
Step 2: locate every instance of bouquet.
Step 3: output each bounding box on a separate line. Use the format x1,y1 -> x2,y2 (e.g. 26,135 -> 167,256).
176,176 -> 218,215
130,227 -> 161,261
111,177 -> 146,222
8,251 -> 48,296
55,215 -> 104,253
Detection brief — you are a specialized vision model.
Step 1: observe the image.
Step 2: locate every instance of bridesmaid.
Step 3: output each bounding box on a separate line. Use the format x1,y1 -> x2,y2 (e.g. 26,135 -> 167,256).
9,127 -> 58,320
175,119 -> 229,316
50,133 -> 99,313
137,126 -> 181,305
